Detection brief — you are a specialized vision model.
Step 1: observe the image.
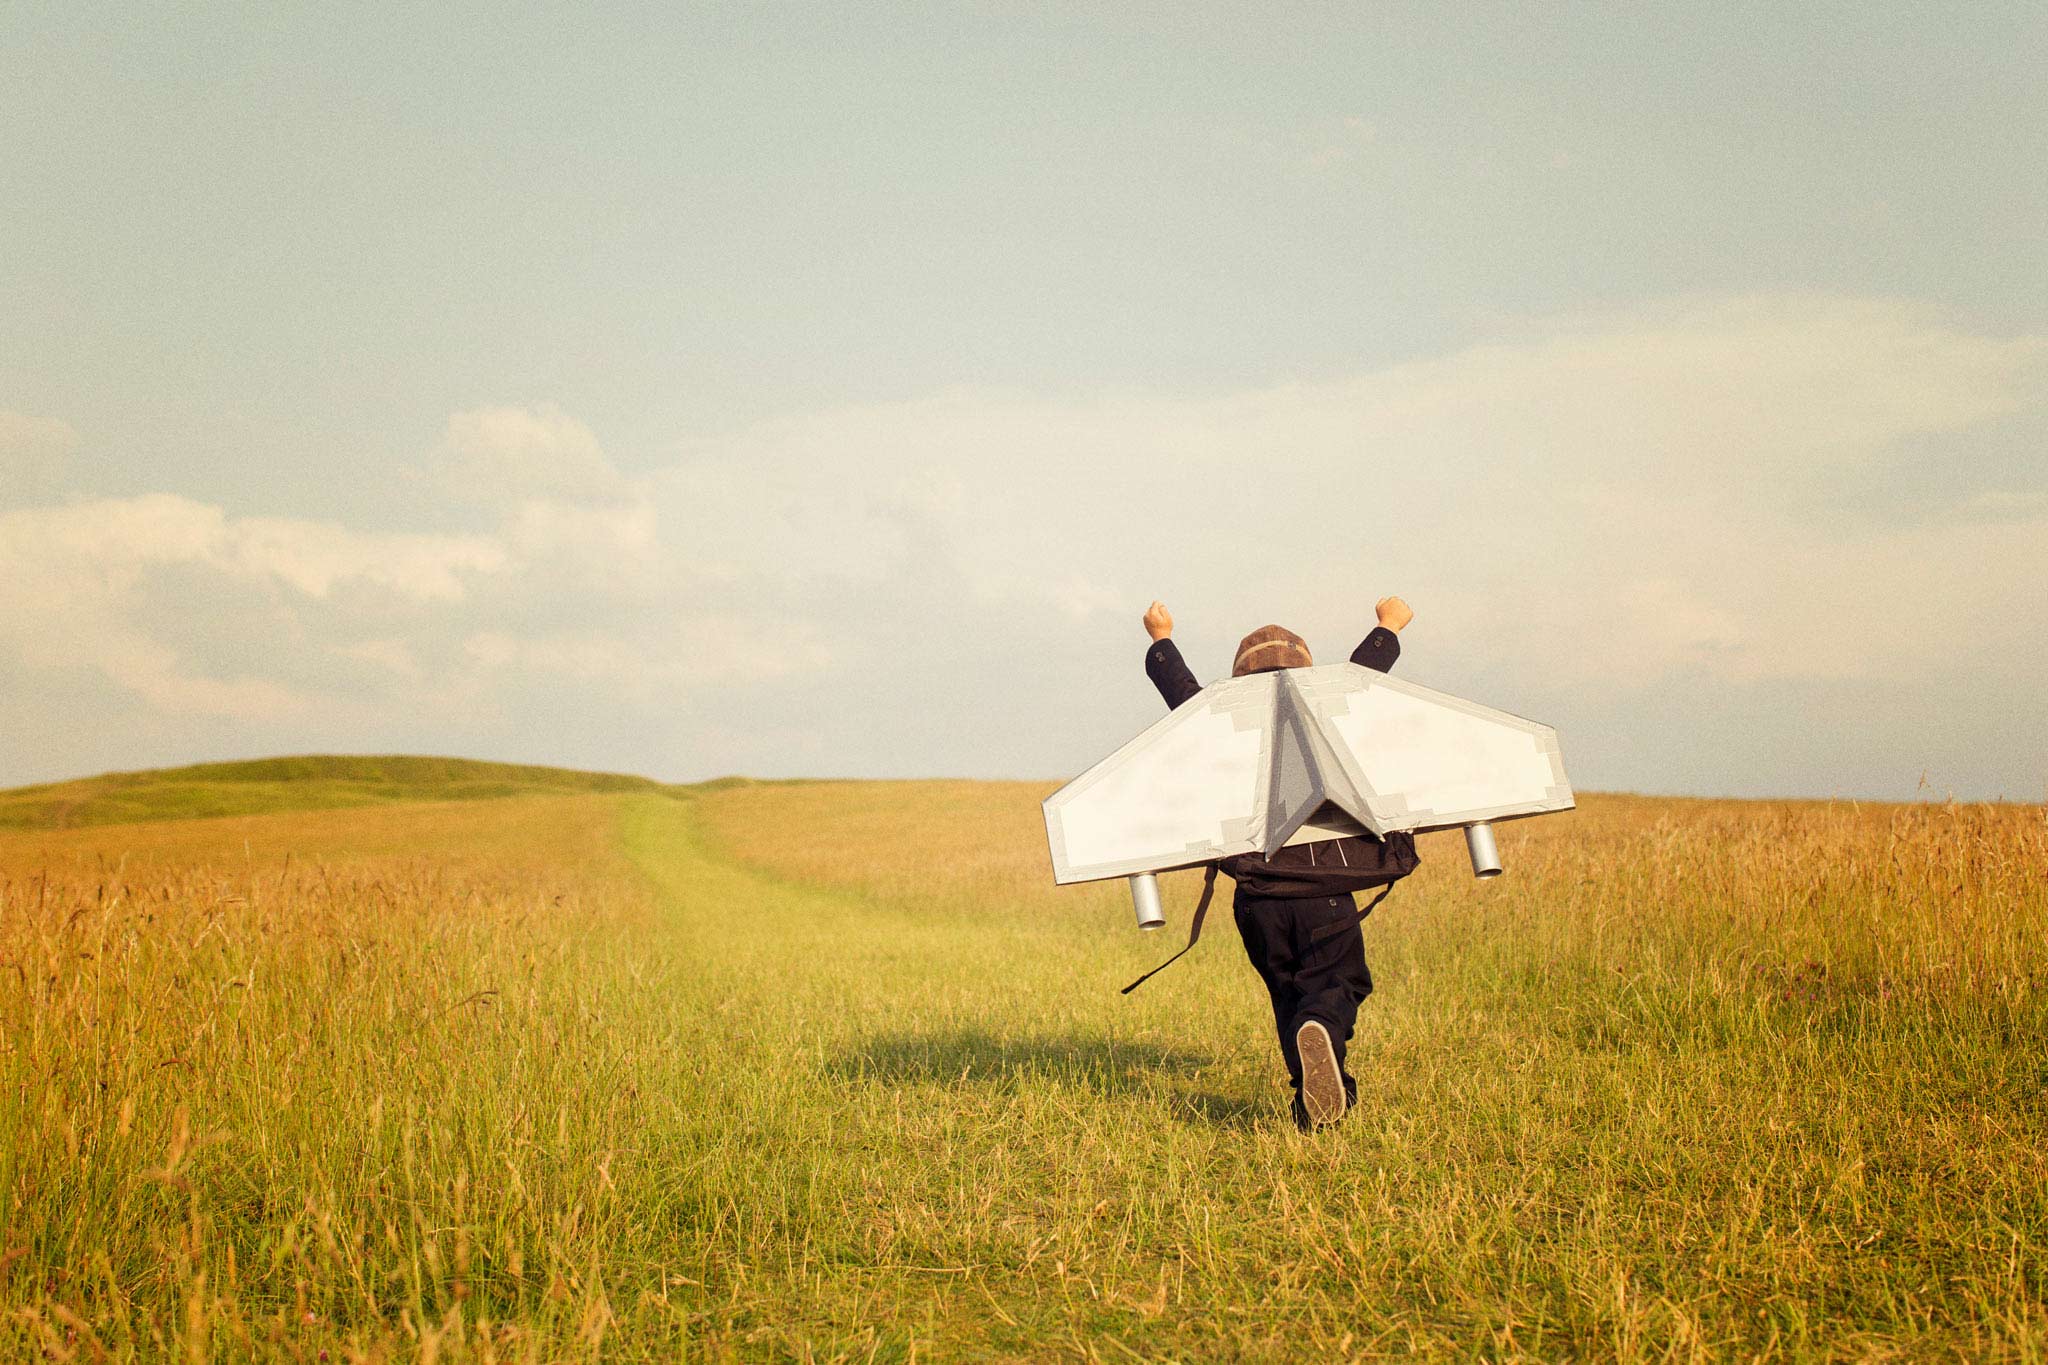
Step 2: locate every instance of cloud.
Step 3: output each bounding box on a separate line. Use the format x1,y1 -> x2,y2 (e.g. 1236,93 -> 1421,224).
650,294 -> 2045,691
0,494 -> 507,718
0,416 -> 835,742
0,494 -> 504,600
497,496 -> 660,589
0,302 -> 2042,797
432,404 -> 628,504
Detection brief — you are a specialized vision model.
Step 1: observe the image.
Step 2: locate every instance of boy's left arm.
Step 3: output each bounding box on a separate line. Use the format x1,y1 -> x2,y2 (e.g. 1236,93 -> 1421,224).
1142,600 -> 1202,710
1350,595 -> 1413,674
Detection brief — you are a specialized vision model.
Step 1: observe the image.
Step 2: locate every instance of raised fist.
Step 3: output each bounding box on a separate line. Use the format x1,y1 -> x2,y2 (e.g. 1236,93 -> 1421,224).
1375,595 -> 1413,633
1143,601 -> 1174,641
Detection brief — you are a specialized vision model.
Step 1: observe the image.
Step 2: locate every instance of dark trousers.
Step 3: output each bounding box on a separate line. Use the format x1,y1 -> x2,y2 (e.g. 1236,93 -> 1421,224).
1233,893 -> 1372,1113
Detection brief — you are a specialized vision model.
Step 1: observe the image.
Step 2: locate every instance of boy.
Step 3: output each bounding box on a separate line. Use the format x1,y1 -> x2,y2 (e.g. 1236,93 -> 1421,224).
1139,596 -> 1418,1129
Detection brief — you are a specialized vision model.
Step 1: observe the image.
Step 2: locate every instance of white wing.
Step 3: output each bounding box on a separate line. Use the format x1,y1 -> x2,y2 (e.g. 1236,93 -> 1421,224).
1044,663 -> 1573,886
1043,673 -> 1277,884
1278,666 -> 1573,836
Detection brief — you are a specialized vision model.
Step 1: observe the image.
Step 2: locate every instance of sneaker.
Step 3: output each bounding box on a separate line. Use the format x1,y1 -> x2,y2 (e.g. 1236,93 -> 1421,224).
1296,1020 -> 1347,1128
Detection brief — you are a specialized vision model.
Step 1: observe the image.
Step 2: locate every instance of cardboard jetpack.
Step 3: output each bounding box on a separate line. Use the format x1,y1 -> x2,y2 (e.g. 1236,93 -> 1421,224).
1043,662 -> 1575,929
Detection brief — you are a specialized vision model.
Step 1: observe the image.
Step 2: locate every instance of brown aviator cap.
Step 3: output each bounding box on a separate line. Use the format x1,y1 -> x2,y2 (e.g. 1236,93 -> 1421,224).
1232,624 -> 1312,676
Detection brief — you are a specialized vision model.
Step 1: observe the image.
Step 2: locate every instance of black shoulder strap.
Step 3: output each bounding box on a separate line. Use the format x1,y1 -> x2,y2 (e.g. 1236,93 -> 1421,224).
1119,864 -> 1218,995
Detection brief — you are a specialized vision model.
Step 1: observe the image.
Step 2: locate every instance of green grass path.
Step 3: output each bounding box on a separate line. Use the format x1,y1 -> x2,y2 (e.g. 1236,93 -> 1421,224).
614,793 -> 1281,1360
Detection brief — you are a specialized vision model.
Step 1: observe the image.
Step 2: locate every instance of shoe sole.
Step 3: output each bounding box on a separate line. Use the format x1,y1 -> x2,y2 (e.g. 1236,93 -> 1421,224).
1296,1020 -> 1346,1127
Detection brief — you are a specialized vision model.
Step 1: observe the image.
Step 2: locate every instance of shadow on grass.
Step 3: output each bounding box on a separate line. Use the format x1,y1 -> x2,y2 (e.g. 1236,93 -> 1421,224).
829,1029 -> 1280,1130
829,1028 -> 1204,1092
831,1028 -> 1209,1088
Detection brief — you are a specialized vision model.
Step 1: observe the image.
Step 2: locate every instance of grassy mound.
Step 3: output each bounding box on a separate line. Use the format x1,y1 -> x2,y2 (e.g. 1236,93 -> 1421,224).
0,754 -> 674,831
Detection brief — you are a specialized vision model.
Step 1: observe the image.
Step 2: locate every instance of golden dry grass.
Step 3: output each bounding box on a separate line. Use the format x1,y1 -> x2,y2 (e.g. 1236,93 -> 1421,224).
2,795 -> 668,1361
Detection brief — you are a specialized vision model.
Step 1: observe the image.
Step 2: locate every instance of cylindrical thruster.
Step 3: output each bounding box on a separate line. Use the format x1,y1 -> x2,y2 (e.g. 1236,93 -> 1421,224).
1129,872 -> 1166,930
1465,822 -> 1503,878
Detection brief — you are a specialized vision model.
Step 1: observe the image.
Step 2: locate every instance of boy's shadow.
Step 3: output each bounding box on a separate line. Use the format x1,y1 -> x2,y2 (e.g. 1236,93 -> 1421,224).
828,1028 -> 1267,1129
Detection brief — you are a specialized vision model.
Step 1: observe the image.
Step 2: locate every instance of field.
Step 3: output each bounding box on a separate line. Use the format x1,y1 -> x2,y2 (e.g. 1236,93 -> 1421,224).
2,761 -> 2044,1361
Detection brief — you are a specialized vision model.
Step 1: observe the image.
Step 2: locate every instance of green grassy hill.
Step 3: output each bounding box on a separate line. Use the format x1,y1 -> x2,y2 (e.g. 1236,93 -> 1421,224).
0,754 -> 679,831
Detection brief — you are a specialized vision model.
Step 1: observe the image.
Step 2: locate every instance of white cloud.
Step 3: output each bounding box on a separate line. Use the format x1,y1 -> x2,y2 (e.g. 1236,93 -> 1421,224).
108,643 -> 311,721
0,494 -> 504,600
1,301 -> 2042,795
646,294 -> 2043,692
0,417 -> 831,733
497,496 -> 661,589
0,494 -> 506,717
433,404 -> 628,504
232,516 -> 506,599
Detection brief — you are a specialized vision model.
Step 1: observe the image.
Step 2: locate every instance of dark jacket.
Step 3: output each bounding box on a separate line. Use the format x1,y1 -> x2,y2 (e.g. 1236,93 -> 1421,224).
1144,627 -> 1420,899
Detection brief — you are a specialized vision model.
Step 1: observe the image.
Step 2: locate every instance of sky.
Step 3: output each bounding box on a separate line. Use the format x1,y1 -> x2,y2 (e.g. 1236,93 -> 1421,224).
3,2 -> 2044,800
